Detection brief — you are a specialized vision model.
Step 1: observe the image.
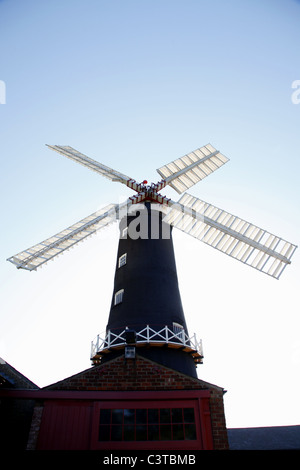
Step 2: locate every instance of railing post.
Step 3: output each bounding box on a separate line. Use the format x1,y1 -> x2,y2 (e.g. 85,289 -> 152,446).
165,325 -> 168,343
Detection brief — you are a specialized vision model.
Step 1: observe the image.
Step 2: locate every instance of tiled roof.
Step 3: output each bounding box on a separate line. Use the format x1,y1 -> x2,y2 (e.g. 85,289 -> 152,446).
0,357 -> 39,389
227,425 -> 300,450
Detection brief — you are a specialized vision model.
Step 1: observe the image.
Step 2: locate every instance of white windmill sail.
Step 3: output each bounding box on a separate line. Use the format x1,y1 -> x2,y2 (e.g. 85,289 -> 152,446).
164,194 -> 297,279
46,145 -> 132,185
7,203 -> 120,271
157,144 -> 229,194
47,145 -> 146,192
7,143 -> 297,278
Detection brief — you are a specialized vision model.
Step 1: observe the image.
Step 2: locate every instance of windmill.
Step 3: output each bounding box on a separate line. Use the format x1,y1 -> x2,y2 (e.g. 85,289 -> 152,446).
7,144 -> 297,378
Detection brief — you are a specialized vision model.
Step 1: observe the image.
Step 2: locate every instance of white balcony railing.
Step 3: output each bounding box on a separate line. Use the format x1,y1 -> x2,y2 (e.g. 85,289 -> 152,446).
90,324 -> 203,365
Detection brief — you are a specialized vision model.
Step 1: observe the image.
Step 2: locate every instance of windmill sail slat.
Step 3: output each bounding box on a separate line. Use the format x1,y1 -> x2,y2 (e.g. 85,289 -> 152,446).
7,203 -> 120,271
157,144 -> 229,194
165,194 -> 297,279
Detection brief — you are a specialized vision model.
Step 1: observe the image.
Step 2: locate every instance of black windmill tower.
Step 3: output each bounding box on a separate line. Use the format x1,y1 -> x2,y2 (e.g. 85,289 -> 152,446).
8,144 -> 297,379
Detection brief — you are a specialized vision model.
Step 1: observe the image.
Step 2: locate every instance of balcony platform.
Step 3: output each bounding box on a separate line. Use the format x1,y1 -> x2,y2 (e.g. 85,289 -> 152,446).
91,325 -> 203,366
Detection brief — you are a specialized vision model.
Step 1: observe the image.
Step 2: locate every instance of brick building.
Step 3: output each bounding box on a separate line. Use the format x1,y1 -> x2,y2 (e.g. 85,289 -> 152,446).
0,355 -> 228,451
25,354 -> 228,450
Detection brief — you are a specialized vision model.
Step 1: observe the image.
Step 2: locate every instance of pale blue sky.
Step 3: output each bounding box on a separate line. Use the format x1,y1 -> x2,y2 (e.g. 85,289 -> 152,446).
1,0 -> 300,428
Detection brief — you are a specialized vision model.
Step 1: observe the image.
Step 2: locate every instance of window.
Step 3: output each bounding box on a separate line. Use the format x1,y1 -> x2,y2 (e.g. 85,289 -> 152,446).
114,289 -> 124,305
118,253 -> 127,268
91,392 -> 211,450
98,407 -> 196,442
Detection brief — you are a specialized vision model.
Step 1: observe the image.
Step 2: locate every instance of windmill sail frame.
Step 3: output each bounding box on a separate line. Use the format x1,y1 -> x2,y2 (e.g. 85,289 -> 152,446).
7,143 -> 297,278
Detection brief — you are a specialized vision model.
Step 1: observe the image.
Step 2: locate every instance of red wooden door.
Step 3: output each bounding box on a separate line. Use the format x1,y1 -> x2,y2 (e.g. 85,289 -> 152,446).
37,400 -> 93,450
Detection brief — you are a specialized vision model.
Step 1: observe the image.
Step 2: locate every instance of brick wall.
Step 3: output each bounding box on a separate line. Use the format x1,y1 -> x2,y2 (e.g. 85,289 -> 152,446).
46,355 -> 208,392
209,389 -> 229,450
26,404 -> 43,450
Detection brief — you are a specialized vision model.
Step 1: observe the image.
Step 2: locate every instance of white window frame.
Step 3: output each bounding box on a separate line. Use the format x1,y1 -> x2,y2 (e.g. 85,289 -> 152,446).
114,289 -> 124,305
118,253 -> 127,268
